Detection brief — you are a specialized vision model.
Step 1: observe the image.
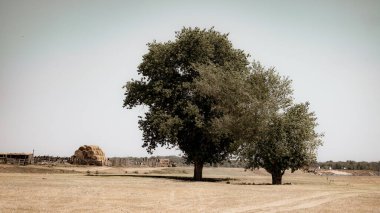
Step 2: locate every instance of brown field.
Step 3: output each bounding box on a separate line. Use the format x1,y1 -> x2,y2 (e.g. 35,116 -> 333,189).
0,165 -> 379,212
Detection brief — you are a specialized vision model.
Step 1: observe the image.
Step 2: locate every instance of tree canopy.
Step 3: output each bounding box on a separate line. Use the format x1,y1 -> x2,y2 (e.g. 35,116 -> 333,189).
195,62 -> 323,184
123,27 -> 248,180
245,102 -> 322,184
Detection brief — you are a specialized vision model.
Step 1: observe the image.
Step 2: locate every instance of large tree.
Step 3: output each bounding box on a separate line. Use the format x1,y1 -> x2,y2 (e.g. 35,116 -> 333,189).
195,62 -> 322,184
123,27 -> 248,180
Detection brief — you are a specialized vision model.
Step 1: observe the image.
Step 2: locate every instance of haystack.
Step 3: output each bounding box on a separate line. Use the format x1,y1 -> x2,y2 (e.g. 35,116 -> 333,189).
71,145 -> 107,166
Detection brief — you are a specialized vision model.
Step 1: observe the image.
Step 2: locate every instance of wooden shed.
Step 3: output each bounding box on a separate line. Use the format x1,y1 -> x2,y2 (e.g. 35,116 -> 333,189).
0,153 -> 34,165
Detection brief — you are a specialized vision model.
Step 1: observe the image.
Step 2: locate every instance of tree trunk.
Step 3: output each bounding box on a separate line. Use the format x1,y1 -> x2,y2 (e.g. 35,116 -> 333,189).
271,172 -> 283,185
193,161 -> 204,181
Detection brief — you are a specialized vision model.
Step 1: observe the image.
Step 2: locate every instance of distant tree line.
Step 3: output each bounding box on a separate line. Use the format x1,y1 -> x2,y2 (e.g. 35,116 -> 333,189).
318,161 -> 380,171
34,156 -> 70,164
108,156 -> 245,168
108,156 -> 187,167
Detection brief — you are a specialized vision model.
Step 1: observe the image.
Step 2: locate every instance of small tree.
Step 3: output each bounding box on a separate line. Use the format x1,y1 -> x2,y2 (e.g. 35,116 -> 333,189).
245,103 -> 322,184
196,62 -> 322,184
123,27 -> 248,180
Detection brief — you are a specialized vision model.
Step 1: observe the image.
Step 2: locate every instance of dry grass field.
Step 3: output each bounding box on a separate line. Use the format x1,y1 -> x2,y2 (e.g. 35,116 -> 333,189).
0,165 -> 379,212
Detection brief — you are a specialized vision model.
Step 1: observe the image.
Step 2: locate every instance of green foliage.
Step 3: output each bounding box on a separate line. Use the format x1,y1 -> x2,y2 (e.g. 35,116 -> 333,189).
123,27 -> 249,179
124,27 -> 323,183
247,103 -> 322,177
196,61 -> 323,184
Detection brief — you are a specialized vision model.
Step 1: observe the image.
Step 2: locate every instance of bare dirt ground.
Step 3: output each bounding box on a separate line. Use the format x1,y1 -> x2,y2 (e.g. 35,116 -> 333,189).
0,165 -> 379,212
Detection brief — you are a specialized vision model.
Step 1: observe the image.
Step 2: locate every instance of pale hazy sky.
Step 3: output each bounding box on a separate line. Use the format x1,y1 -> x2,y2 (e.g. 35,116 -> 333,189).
1,0 -> 379,161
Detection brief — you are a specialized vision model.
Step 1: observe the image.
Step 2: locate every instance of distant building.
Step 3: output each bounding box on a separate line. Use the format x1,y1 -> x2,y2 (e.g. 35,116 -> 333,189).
0,153 -> 34,165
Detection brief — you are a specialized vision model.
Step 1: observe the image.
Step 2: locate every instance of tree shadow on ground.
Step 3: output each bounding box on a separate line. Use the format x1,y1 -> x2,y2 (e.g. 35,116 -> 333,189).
89,174 -> 233,182
232,182 -> 292,185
